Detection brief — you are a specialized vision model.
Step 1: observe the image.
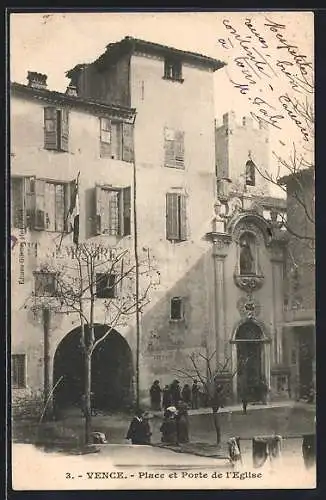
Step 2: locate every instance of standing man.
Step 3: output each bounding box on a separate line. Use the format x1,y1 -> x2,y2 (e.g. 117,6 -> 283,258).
149,380 -> 162,411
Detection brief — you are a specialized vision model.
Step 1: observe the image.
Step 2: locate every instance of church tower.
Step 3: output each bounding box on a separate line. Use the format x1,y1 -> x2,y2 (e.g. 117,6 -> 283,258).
215,111 -> 270,200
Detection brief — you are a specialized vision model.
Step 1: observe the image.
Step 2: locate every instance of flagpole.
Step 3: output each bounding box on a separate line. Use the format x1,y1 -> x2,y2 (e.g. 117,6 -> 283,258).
131,112 -> 141,409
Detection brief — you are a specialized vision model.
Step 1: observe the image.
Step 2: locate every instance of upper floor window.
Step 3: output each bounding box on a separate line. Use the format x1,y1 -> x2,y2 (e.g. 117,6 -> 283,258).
164,128 -> 185,169
11,176 -> 70,232
166,192 -> 187,242
94,185 -> 131,237
245,159 -> 256,186
99,118 -> 134,162
44,106 -> 69,152
164,58 -> 183,81
12,354 -> 26,389
170,297 -> 184,320
96,273 -> 117,299
34,271 -> 58,296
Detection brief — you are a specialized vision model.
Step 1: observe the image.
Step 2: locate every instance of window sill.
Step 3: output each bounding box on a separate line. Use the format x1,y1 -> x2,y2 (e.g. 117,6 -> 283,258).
164,164 -> 185,170
169,318 -> 185,324
162,77 -> 184,84
167,238 -> 188,244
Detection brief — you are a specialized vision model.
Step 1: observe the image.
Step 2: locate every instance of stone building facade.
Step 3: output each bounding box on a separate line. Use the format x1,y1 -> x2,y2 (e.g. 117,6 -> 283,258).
11,38 -> 291,416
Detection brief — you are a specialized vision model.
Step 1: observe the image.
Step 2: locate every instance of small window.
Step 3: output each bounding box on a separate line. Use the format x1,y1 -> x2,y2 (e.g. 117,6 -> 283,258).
171,297 -> 184,320
96,273 -> 117,299
44,107 -> 69,152
164,128 -> 185,169
245,159 -> 256,186
12,354 -> 26,388
164,58 -> 183,81
94,186 -> 131,237
34,271 -> 57,296
166,193 -> 187,242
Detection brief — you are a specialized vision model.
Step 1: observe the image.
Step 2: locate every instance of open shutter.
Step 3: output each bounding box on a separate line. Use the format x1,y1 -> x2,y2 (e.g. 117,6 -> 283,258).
100,118 -> 112,158
179,194 -> 187,241
94,186 -> 102,235
60,108 -> 69,152
44,107 -> 58,150
122,186 -> 131,236
24,177 -> 35,230
175,130 -> 185,169
11,178 -> 24,229
122,123 -> 134,162
166,193 -> 179,240
33,179 -> 46,230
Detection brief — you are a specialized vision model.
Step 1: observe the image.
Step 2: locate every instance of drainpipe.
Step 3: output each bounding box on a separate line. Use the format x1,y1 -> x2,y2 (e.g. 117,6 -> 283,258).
42,307 -> 51,418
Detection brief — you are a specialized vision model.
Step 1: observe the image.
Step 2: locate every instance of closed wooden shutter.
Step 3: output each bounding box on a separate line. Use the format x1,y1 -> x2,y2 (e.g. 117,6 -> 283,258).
33,179 -> 46,230
11,178 -> 24,229
122,186 -> 131,236
122,123 -> 134,162
166,193 -> 179,240
175,131 -> 185,168
94,186 -> 102,235
100,118 -> 112,158
179,194 -> 187,241
60,108 -> 69,152
164,128 -> 175,167
44,107 -> 58,150
25,177 -> 35,230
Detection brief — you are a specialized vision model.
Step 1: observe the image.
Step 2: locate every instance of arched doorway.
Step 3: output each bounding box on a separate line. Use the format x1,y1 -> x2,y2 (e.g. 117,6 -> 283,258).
236,321 -> 264,402
53,324 -> 133,412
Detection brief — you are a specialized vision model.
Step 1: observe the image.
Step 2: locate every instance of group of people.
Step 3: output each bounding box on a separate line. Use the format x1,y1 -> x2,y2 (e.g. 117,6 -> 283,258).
126,401 -> 190,446
149,379 -> 204,411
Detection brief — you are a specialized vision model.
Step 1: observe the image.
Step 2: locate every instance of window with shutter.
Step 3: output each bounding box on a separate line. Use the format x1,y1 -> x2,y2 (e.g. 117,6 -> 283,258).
44,107 -> 58,150
93,186 -> 131,237
166,192 -> 188,242
122,123 -> 134,162
111,122 -> 122,160
12,354 -> 26,388
34,179 -> 46,230
100,117 -> 112,158
164,128 -> 185,169
164,58 -> 183,81
11,177 -> 24,229
34,271 -> 57,296
44,107 -> 69,152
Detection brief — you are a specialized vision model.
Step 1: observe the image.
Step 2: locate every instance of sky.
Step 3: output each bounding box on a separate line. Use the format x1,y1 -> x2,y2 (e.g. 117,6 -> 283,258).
9,11 -> 314,195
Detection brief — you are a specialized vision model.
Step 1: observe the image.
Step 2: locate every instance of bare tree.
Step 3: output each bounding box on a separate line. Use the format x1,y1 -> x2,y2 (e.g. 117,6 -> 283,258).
174,348 -> 247,445
24,241 -> 159,444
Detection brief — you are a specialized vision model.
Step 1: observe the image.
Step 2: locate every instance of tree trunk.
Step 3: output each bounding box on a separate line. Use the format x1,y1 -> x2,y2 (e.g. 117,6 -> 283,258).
84,350 -> 92,445
43,307 -> 51,420
212,409 -> 221,445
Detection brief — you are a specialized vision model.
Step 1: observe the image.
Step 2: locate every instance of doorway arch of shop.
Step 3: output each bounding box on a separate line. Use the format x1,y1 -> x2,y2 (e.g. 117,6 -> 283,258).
53,324 -> 133,412
234,320 -> 265,402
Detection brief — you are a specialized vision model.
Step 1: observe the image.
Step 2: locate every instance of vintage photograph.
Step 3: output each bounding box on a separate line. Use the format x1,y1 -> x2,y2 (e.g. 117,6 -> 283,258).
9,11 -> 315,490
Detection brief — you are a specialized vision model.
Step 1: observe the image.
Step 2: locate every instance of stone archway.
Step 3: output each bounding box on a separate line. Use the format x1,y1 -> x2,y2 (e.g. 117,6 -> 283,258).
53,324 -> 133,413
235,321 -> 264,402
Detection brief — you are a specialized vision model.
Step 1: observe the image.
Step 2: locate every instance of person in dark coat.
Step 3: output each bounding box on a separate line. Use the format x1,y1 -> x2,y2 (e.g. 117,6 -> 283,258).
176,401 -> 190,443
181,384 -> 192,407
170,380 -> 181,406
142,412 -> 152,444
162,385 -> 172,409
126,409 -> 151,445
212,383 -> 224,413
160,408 -> 178,445
259,377 -> 268,404
150,380 -> 162,411
191,380 -> 199,409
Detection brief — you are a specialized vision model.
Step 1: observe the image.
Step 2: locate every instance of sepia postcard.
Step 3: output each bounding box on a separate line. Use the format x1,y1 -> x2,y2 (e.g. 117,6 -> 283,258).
8,10 -> 315,491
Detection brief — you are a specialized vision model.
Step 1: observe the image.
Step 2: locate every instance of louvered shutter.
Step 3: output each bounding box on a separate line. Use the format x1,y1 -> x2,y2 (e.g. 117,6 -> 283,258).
179,194 -> 187,241
175,130 -> 185,169
94,186 -> 102,235
122,186 -> 131,236
25,177 -> 35,230
164,128 -> 175,168
100,118 -> 112,158
122,123 -> 134,162
166,193 -> 179,240
33,179 -> 46,230
44,107 -> 58,150
60,108 -> 69,152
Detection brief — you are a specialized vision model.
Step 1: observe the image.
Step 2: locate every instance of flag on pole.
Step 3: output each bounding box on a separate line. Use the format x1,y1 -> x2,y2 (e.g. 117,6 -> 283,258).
68,172 -> 80,245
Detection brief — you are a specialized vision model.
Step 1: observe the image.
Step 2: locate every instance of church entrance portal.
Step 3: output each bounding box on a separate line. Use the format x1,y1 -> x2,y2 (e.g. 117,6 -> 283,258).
236,321 -> 264,402
53,325 -> 133,412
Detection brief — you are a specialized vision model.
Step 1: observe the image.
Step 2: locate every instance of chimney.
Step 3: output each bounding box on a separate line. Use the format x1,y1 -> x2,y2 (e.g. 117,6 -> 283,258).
27,71 -> 47,89
65,84 -> 78,97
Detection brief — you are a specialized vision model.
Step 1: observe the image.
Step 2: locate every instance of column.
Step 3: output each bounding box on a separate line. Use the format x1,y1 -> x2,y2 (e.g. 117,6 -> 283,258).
271,249 -> 285,365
